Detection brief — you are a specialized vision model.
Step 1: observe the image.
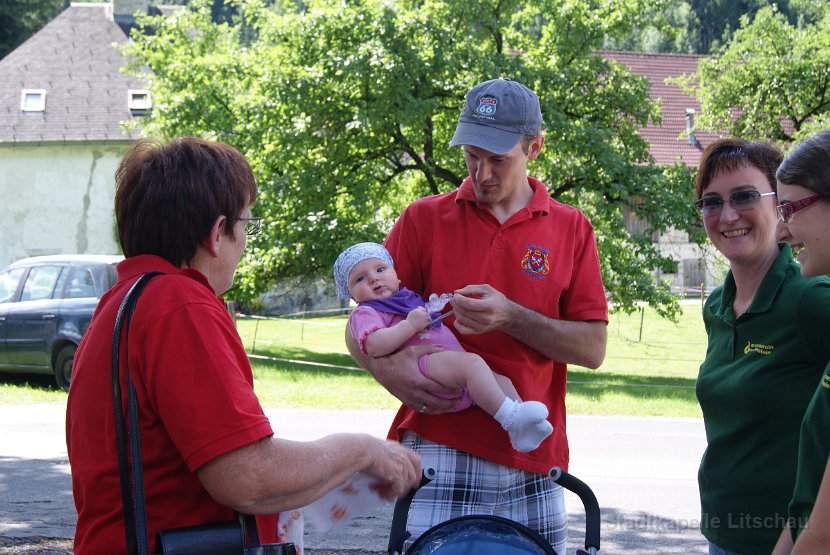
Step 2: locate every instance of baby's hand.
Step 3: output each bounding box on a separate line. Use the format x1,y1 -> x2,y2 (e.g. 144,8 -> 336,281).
406,307 -> 432,331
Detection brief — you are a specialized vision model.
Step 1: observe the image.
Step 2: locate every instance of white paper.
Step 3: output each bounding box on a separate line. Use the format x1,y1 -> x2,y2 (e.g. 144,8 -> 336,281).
302,472 -> 386,534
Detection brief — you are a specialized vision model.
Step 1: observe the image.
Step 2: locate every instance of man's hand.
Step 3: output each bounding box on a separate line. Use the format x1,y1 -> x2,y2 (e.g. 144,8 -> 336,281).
451,283 -> 607,367
345,330 -> 459,414
451,284 -> 513,334
369,346 -> 460,413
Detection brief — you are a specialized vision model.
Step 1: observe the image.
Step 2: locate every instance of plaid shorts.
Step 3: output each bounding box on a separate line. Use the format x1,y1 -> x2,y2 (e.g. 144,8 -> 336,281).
401,431 -> 568,554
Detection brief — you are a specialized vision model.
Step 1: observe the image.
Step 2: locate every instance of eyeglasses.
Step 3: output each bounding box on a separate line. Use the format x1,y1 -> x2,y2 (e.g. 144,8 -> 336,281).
776,194 -> 824,223
239,217 -> 262,236
694,190 -> 776,215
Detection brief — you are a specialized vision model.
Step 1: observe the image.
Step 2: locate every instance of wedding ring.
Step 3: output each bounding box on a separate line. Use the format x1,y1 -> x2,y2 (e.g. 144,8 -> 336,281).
420,404 -> 427,413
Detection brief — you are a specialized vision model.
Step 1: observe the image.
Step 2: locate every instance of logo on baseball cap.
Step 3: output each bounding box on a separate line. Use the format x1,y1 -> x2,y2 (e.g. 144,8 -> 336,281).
449,78 -> 542,155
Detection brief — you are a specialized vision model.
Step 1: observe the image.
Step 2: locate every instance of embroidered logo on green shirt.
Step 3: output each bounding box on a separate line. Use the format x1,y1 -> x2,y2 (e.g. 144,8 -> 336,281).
743,341 -> 774,356
822,374 -> 830,390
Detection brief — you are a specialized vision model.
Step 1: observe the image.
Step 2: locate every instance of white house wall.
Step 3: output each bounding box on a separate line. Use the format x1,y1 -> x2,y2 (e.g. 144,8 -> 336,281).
0,143 -> 127,268
655,228 -> 727,294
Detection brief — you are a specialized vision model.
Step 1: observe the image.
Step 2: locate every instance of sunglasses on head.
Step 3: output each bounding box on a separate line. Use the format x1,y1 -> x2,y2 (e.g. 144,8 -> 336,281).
694,190 -> 776,215
239,217 -> 262,236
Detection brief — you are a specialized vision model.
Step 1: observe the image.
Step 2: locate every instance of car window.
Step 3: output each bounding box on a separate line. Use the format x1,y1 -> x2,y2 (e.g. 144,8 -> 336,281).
0,268 -> 26,303
63,267 -> 97,299
19,265 -> 63,301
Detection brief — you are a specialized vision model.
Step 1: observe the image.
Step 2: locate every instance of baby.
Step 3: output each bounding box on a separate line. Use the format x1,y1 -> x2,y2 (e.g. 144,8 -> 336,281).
334,242 -> 553,452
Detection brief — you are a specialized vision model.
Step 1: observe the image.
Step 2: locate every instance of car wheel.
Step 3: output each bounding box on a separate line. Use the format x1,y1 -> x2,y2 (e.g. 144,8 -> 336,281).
54,344 -> 76,391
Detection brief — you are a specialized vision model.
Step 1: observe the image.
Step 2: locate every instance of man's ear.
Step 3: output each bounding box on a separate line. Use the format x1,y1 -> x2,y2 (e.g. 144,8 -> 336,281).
204,215 -> 227,257
527,135 -> 545,161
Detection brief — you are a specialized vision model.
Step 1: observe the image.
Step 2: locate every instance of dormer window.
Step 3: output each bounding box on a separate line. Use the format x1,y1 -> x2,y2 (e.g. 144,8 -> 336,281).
21,89 -> 47,112
128,89 -> 152,115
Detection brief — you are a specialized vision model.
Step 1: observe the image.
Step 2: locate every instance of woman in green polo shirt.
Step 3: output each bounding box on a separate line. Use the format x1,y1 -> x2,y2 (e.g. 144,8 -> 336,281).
694,139 -> 830,555
771,129 -> 830,555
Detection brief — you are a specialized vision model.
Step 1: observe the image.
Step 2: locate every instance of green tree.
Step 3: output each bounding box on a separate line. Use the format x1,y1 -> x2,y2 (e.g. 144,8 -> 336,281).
676,2 -> 830,143
0,0 -> 65,60
123,0 -> 700,319
686,0 -> 774,53
601,0 -> 816,55
602,0 -> 700,54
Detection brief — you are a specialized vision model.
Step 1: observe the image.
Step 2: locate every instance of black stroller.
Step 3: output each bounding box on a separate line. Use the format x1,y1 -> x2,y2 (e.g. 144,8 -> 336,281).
388,467 -> 600,555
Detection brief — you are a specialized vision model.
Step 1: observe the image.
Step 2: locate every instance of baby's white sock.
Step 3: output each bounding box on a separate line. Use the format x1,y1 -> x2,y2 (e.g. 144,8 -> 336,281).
494,398 -> 554,452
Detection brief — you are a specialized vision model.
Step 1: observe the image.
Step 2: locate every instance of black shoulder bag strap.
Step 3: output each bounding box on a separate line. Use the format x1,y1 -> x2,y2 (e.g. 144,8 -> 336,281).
112,272 -> 163,555
112,272 -> 295,555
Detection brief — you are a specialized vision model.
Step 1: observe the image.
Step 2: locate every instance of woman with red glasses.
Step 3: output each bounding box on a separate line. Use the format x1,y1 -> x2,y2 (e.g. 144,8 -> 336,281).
694,139 -> 830,555
772,129 -> 830,555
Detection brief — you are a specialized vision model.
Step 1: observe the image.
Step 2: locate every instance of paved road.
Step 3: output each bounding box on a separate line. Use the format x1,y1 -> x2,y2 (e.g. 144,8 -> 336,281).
0,404 -> 709,554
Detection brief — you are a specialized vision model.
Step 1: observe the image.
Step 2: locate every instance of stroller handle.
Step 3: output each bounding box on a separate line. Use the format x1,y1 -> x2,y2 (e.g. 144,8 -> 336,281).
549,467 -> 600,554
388,468 -> 436,554
389,466 -> 600,555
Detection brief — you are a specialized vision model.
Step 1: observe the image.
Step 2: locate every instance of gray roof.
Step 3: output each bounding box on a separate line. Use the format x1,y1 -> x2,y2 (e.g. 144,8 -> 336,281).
0,3 -> 146,144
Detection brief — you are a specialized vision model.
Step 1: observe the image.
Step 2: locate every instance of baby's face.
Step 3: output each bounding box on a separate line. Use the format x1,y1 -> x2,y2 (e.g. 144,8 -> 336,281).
348,258 -> 400,302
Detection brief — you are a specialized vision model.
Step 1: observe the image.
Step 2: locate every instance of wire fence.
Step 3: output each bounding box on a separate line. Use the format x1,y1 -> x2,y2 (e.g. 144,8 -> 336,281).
236,308 -> 706,391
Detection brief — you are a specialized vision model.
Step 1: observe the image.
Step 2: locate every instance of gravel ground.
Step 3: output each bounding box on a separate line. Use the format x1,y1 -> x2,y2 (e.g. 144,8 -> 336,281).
0,537 -> 72,554
1,407 -> 710,554
0,537 -> 384,555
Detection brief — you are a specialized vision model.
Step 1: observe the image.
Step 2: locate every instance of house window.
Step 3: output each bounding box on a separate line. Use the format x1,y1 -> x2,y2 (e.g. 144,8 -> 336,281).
128,89 -> 152,114
21,89 -> 47,112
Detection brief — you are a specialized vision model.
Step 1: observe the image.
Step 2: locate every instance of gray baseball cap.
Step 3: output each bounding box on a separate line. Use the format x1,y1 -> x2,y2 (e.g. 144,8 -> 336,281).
449,78 -> 542,154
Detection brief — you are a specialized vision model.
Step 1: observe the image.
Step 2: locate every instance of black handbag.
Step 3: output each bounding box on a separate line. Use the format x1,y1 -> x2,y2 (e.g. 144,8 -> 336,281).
154,513 -> 295,555
112,272 -> 296,555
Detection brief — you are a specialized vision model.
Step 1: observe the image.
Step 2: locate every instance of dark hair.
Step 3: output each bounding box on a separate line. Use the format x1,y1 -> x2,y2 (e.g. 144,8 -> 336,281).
695,138 -> 783,198
776,129 -> 830,198
115,137 -> 257,266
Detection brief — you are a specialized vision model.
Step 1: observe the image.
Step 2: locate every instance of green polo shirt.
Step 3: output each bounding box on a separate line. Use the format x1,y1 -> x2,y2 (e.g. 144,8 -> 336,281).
697,243 -> 830,554
789,362 -> 830,538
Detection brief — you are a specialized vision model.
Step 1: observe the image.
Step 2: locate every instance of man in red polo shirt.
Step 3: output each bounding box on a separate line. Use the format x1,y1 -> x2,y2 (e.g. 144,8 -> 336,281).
348,78 -> 609,551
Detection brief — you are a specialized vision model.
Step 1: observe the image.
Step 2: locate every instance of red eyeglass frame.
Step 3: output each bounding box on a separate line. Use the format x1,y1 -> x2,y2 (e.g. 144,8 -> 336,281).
776,195 -> 824,223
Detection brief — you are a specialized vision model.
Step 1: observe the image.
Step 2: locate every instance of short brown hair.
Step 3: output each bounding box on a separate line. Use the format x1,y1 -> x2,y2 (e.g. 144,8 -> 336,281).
695,139 -> 783,199
115,137 -> 257,266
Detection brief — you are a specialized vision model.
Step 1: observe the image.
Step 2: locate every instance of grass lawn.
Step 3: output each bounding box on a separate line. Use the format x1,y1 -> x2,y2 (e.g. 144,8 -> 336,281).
239,303 -> 706,417
0,303 -> 708,417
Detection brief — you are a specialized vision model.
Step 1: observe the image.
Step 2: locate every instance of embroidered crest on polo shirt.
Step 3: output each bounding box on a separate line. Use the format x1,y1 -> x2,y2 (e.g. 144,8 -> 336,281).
521,244 -> 550,280
743,340 -> 774,356
475,96 -> 498,119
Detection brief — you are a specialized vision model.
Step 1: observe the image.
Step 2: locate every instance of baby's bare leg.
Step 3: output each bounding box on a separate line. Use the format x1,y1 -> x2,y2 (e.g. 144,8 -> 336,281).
425,351 -> 506,416
425,351 -> 552,452
493,373 -> 521,401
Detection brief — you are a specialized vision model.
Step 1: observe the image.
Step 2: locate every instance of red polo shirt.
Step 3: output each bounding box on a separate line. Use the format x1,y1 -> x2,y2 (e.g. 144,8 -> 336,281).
384,177 -> 608,474
67,255 -> 276,554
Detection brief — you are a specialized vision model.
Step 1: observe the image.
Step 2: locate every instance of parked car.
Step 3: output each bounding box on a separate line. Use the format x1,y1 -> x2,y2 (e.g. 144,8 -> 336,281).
0,254 -> 122,390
